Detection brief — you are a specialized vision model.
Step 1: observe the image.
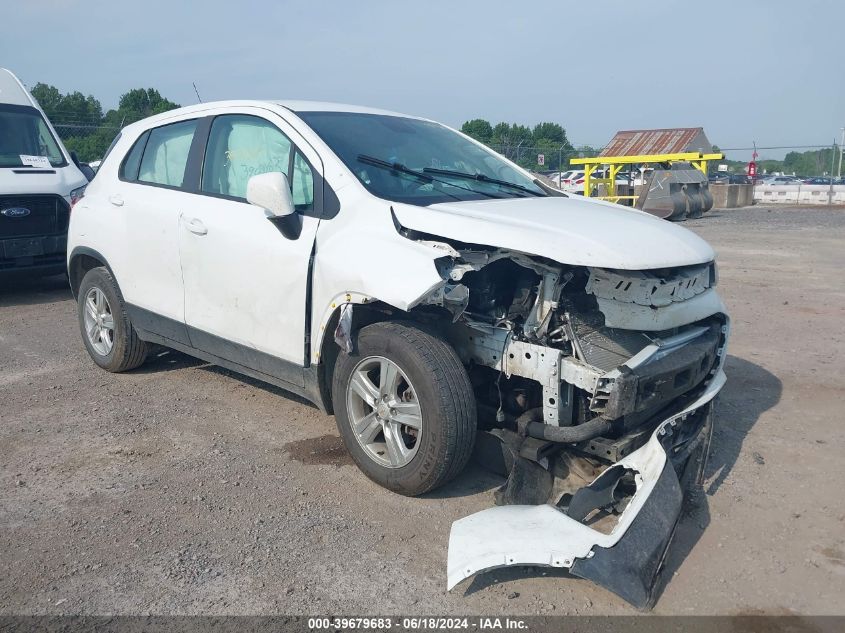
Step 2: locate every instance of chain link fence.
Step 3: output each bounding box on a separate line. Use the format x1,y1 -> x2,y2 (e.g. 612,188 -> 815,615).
486,144 -> 600,174
51,123 -> 122,163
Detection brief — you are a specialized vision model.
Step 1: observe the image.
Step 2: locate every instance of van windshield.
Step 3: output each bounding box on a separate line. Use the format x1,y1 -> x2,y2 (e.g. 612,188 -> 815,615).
0,104 -> 66,168
297,111 -> 546,205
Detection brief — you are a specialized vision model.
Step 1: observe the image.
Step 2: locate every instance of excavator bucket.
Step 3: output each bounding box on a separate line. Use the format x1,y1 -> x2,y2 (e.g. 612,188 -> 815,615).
635,162 -> 714,221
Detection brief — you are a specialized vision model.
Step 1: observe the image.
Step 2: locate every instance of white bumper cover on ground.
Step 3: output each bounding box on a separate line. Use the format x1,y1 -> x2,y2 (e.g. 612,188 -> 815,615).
447,369 -> 726,592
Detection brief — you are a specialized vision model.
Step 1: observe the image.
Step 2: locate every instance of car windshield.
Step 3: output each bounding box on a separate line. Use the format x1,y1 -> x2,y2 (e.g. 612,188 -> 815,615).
0,105 -> 66,168
297,111 -> 547,205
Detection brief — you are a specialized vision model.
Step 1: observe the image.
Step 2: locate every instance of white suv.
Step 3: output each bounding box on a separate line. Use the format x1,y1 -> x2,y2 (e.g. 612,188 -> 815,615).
68,101 -> 728,605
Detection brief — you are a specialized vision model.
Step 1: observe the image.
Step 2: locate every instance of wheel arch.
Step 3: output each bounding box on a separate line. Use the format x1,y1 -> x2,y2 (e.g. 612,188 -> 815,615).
315,297 -> 442,415
68,247 -> 114,300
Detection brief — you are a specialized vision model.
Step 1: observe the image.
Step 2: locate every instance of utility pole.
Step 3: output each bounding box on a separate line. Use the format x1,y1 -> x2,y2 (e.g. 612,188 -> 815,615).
838,127 -> 844,179
830,139 -> 836,204
558,144 -> 564,188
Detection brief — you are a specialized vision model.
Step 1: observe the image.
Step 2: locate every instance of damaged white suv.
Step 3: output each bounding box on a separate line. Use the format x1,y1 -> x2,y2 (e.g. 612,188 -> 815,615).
68,101 -> 728,607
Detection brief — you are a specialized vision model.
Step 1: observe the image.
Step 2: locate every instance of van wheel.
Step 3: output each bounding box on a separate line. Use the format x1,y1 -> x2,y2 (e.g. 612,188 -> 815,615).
332,321 -> 477,496
77,267 -> 148,372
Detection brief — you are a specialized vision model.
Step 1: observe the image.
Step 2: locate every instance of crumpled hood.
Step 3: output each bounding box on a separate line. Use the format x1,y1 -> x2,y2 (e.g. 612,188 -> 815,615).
392,195 -> 715,269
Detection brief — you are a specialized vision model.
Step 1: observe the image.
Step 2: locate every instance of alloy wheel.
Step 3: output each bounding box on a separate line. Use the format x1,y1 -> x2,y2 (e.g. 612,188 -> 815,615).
83,286 -> 115,356
346,355 -> 422,468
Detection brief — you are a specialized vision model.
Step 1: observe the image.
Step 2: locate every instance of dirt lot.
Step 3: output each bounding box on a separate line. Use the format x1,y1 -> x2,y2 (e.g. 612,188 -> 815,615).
1,205 -> 844,616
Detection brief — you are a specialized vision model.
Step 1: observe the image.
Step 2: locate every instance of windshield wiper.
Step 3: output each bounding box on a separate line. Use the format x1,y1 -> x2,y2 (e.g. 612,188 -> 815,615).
422,167 -> 544,197
357,154 -> 433,183
357,155 -> 501,199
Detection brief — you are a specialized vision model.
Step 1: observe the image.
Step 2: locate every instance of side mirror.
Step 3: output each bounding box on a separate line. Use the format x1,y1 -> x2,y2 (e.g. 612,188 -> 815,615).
70,150 -> 81,168
246,172 -> 295,218
79,163 -> 95,182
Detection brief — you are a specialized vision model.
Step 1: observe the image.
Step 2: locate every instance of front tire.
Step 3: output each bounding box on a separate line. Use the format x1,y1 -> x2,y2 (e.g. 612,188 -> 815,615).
77,267 -> 148,372
332,321 -> 477,496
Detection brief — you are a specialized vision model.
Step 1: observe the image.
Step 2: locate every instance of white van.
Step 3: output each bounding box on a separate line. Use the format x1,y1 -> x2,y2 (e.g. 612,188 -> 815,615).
0,68 -> 89,278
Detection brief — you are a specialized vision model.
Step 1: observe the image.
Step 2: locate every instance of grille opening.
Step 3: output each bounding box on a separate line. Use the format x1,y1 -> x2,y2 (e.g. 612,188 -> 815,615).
0,195 -> 69,239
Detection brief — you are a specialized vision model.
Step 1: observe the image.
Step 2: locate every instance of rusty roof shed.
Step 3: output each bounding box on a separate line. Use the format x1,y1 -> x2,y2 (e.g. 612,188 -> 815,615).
600,127 -> 713,157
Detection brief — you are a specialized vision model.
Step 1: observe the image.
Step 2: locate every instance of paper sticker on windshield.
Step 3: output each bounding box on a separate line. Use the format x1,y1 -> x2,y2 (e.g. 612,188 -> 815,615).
20,155 -> 52,168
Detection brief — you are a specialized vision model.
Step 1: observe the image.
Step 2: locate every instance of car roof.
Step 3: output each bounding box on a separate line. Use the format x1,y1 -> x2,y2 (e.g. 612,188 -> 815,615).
121,99 -> 425,135
275,100 -> 418,118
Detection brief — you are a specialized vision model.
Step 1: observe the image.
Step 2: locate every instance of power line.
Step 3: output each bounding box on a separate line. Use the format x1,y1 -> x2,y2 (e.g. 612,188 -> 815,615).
719,144 -> 834,151
54,124 -> 121,130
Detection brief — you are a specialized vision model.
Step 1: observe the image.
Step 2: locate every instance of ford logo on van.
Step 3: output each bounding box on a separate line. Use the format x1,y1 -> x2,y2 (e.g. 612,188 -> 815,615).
1,207 -> 31,218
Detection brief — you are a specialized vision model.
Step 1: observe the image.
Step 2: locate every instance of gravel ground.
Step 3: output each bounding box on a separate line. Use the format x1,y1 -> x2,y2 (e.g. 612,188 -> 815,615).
1,205 -> 844,616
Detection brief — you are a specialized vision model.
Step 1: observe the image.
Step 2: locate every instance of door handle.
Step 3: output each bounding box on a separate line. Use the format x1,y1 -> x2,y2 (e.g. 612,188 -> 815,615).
108,194 -> 124,207
183,217 -> 208,236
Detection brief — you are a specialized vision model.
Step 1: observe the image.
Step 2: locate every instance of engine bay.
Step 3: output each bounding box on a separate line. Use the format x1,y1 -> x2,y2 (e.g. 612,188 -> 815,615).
413,240 -> 727,470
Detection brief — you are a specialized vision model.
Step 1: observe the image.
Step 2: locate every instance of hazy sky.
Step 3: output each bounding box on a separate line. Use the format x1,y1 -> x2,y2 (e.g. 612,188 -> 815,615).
5,0 -> 844,161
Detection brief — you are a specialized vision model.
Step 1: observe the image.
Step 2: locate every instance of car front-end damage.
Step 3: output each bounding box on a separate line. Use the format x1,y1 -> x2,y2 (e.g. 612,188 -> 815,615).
447,372 -> 723,608
399,223 -> 729,608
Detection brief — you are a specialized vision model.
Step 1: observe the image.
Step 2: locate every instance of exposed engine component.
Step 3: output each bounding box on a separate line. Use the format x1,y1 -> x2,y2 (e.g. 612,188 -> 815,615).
565,308 -> 655,372
410,245 -> 728,469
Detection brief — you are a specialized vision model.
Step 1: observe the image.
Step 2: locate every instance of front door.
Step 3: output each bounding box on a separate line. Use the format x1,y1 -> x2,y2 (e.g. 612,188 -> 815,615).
178,112 -> 320,386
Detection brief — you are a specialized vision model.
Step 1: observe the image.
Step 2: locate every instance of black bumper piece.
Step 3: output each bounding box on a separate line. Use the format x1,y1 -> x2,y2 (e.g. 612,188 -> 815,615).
569,404 -> 711,609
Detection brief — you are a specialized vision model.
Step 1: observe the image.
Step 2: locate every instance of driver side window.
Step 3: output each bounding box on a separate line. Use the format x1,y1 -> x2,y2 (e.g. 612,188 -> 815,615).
201,114 -> 313,208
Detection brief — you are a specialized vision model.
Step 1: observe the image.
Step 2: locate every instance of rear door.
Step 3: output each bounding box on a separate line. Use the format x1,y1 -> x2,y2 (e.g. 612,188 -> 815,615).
178,109 -> 321,383
110,118 -> 200,342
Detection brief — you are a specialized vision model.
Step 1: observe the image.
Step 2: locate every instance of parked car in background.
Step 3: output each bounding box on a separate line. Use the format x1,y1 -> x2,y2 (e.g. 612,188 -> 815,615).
541,171 -> 569,188
761,176 -> 802,185
67,99 -> 728,607
557,169 -> 585,192
710,173 -> 750,185
559,169 -> 630,195
804,177 -> 834,185
758,176 -> 801,185
1,67 -> 89,278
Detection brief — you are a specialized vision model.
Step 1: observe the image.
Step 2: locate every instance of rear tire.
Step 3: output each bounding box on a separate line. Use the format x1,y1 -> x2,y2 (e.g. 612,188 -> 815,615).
332,321 -> 477,496
77,267 -> 148,372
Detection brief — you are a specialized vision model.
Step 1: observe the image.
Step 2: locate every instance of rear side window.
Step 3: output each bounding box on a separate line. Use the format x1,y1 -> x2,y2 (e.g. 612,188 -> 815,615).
119,131 -> 148,181
137,119 -> 198,188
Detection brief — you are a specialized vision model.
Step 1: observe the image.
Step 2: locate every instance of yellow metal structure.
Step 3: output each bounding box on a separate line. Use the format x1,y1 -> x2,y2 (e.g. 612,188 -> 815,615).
570,152 -> 724,203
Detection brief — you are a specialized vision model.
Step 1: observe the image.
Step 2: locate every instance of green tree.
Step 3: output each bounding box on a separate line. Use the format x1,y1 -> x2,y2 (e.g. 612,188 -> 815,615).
460,118 -> 575,171
461,119 -> 493,143
783,148 -> 837,177
28,83 -> 180,162
30,83 -> 103,127
491,122 -> 512,143
117,88 -> 180,122
532,122 -> 565,144
30,83 -> 63,114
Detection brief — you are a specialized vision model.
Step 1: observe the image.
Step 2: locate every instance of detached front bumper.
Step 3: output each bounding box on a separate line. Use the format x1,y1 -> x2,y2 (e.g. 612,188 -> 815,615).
447,369 -> 725,608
